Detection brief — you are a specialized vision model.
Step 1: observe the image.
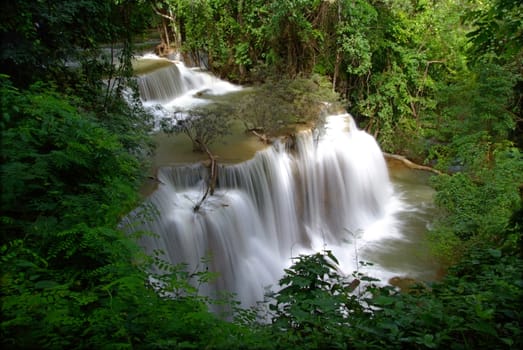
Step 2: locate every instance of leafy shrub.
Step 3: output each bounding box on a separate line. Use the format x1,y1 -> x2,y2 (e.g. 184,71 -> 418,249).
265,249 -> 522,350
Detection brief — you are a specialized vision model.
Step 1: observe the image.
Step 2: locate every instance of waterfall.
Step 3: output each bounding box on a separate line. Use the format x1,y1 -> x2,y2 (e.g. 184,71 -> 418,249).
135,56 -> 241,114
137,64 -> 187,103
128,112 -> 405,307
126,56 -> 432,308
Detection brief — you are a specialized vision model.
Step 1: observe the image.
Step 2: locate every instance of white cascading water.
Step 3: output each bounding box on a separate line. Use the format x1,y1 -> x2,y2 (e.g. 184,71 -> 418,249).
128,56 -> 414,308
136,54 -> 241,118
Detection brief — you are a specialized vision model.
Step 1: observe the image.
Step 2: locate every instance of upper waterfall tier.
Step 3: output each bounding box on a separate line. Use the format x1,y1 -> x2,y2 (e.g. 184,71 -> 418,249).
135,55 -> 241,111
137,64 -> 188,103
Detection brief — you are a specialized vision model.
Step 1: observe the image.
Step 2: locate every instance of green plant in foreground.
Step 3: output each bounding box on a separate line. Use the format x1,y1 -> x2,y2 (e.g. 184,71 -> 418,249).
267,250 -> 372,349
264,248 -> 522,350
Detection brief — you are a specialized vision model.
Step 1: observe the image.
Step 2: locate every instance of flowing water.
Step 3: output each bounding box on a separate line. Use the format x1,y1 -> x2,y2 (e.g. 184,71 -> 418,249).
135,54 -> 242,122
127,56 -> 439,307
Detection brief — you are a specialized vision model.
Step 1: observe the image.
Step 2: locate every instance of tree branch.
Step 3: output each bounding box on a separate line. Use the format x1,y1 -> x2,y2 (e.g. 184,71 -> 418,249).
383,152 -> 442,175
193,140 -> 218,211
151,4 -> 176,22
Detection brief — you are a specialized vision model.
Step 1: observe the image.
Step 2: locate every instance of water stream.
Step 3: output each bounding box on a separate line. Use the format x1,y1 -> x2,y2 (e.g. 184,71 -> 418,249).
127,56 -> 439,307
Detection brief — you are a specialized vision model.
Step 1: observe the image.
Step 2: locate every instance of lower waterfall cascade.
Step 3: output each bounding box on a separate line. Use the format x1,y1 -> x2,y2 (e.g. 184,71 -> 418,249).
127,113 -> 430,307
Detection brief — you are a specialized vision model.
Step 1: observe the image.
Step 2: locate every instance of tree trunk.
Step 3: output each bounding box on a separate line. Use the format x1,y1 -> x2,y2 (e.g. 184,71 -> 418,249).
193,140 -> 218,211
383,152 -> 442,175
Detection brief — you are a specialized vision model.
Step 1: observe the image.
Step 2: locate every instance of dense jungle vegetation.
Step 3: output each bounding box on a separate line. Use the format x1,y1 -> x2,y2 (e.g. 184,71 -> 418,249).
1,0 -> 522,349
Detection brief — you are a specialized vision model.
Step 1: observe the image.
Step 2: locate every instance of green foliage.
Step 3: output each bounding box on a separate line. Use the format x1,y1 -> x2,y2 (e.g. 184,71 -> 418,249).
429,147 -> 523,264
1,229 -> 142,349
336,0 -> 377,76
263,0 -> 323,76
1,237 -> 265,349
462,0 -> 522,149
268,251 -> 370,349
236,75 -> 340,136
160,104 -> 234,152
428,62 -> 518,169
265,249 -> 522,350
465,0 -> 523,64
424,57 -> 522,264
280,0 -> 454,155
368,248 -> 523,349
0,0 -> 152,88
160,0 -> 268,81
0,80 -> 142,236
0,0 -> 155,157
358,62 -> 418,152
1,76 -> 139,348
